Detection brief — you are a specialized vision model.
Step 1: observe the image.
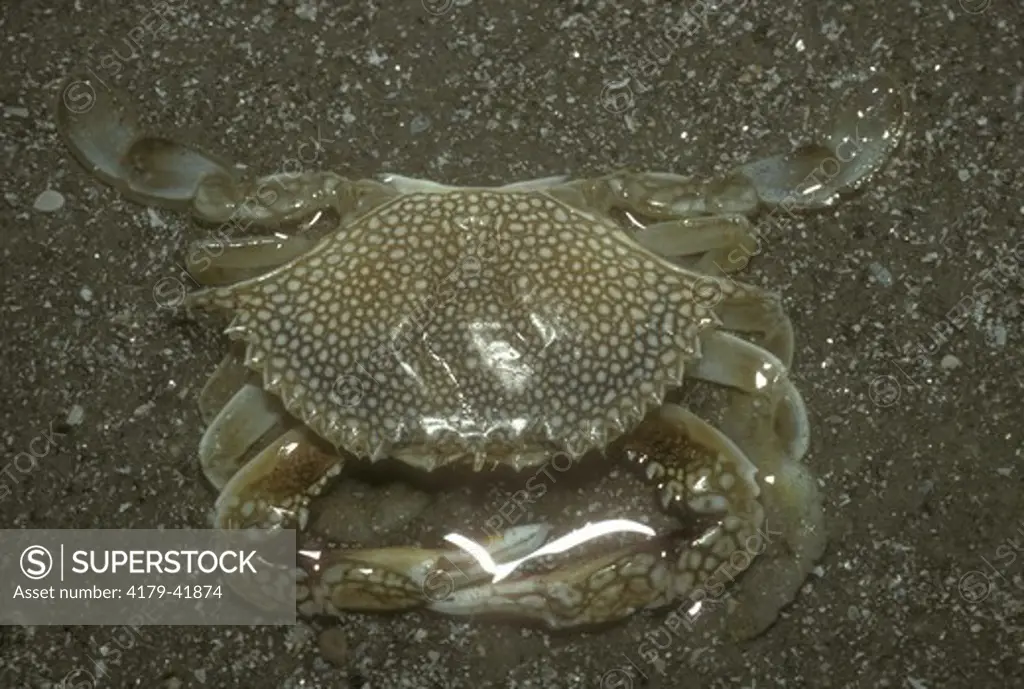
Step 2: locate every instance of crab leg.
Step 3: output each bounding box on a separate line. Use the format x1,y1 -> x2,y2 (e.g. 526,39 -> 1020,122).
714,384 -> 826,640
198,344 -> 254,425
630,214 -> 760,274
689,330 -> 808,461
55,73 -> 397,229
199,382 -> 294,490
56,74 -> 234,213
184,235 -> 318,285
555,72 -> 906,235
296,524 -> 552,616
208,421 -> 551,615
713,280 -> 795,368
678,269 -> 796,368
429,404 -> 765,628
187,173 -> 401,228
737,72 -> 907,209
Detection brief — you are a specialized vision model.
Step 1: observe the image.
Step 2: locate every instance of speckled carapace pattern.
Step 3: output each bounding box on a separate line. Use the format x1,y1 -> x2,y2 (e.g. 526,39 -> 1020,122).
191,189 -> 717,468
2,1 -> 1022,688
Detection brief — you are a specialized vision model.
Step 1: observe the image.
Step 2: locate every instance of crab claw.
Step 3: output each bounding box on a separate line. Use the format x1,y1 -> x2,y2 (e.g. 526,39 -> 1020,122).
55,73 -> 235,212
739,72 -> 908,209
296,524 -> 554,617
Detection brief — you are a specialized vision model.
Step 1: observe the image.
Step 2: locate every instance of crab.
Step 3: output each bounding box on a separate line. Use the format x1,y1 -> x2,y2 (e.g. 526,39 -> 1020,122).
55,71 -> 905,634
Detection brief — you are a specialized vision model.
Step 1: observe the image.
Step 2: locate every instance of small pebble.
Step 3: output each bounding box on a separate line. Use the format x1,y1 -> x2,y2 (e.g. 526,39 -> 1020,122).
410,114 -> 431,134
33,190 -> 65,213
79,286 -> 93,302
66,405 -> 85,426
957,169 -> 971,182
868,262 -> 893,287
940,354 -> 961,370
146,208 -> 167,230
5,106 -> 29,118
991,324 -> 1007,347
285,623 -> 315,653
294,0 -> 318,21
318,627 -> 348,667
